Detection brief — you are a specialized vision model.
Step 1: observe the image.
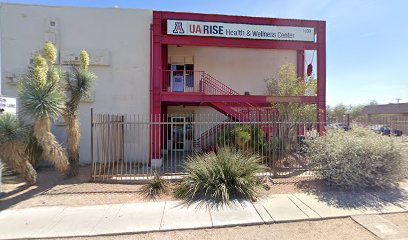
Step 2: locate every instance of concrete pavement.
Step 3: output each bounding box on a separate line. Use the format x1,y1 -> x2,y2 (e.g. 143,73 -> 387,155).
0,187 -> 407,239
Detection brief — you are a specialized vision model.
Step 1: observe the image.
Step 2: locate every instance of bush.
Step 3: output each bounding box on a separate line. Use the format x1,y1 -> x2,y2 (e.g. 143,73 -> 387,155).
173,147 -> 265,204
306,125 -> 408,190
140,171 -> 168,198
0,113 -> 37,185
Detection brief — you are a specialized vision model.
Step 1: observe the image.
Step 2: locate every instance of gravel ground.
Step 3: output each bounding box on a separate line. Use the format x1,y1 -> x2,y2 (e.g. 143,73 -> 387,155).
1,165 -> 407,210
0,166 -> 327,210
51,217 -> 379,240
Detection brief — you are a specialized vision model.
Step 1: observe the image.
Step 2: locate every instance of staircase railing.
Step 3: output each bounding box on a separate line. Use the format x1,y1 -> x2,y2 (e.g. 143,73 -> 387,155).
160,70 -> 278,151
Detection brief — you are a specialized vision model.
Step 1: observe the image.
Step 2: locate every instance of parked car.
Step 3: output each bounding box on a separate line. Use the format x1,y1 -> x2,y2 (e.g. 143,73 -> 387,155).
369,125 -> 391,135
369,125 -> 403,136
392,129 -> 403,136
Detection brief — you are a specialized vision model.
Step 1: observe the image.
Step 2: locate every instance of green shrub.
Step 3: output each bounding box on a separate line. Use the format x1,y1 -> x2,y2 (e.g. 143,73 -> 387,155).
140,171 -> 168,198
173,147 -> 265,204
306,125 -> 408,190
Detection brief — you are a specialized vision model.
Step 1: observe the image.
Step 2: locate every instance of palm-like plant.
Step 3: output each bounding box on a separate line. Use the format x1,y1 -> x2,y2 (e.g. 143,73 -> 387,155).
64,50 -> 96,176
17,42 -> 69,173
0,113 -> 37,185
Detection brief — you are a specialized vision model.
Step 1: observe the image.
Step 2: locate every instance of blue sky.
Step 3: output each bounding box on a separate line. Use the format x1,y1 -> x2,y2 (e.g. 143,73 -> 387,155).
3,0 -> 408,106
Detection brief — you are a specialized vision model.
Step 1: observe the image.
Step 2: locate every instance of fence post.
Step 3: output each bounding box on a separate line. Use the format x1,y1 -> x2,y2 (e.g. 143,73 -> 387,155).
90,108 -> 94,181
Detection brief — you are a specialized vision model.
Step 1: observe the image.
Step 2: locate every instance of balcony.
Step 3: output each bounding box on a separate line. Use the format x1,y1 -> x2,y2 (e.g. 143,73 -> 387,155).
161,70 -> 238,95
160,70 -> 318,106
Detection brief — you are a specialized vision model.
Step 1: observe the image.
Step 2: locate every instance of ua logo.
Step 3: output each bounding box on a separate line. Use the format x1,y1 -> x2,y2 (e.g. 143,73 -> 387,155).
173,22 -> 184,34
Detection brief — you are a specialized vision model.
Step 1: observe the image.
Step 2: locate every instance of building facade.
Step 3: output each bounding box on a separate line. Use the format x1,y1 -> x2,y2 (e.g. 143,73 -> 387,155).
0,3 -> 326,165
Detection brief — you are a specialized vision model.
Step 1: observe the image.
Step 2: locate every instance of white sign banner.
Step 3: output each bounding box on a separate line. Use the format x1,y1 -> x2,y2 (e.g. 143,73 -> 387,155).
0,96 -> 17,115
167,20 -> 315,42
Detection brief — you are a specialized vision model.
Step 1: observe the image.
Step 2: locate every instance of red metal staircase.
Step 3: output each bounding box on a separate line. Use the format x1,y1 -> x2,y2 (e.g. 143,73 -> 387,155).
198,72 -> 278,151
161,70 -> 278,151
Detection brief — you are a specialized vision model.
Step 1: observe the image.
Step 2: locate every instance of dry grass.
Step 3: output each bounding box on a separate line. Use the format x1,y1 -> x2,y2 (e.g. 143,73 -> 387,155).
0,142 -> 37,185
33,117 -> 69,173
64,115 -> 81,176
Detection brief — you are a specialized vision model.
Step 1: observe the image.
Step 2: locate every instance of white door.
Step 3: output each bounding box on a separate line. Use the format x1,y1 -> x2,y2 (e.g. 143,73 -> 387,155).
171,64 -> 185,92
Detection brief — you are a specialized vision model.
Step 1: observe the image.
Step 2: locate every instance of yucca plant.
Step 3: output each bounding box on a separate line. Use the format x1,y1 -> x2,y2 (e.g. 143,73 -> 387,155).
25,131 -> 43,169
174,147 -> 265,205
64,50 -> 96,177
17,42 -> 69,173
140,171 -> 168,199
0,162 -> 17,184
0,113 -> 37,185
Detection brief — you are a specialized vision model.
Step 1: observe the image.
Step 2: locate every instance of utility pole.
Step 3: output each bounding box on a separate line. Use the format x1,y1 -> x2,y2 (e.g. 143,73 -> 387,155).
396,98 -> 401,104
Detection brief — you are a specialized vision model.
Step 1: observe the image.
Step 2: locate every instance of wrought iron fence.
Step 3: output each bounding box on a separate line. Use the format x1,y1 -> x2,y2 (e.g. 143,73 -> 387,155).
91,112 -> 408,182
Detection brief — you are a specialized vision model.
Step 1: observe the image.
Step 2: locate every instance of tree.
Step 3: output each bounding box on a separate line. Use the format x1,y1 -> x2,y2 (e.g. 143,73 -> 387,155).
17,42 -> 69,173
266,63 -> 317,123
327,104 -> 365,122
64,50 -> 96,177
348,104 -> 364,119
265,63 -> 317,155
0,113 -> 37,184
327,104 -> 347,121
369,100 -> 378,105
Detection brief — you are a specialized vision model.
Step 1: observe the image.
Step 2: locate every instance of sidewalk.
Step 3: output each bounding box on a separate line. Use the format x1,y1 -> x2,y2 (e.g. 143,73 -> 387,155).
0,188 -> 407,239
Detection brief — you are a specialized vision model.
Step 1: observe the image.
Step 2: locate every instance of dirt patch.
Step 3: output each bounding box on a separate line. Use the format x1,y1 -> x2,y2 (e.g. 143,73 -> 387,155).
51,217 -> 378,240
1,165 -> 406,210
0,166 -> 176,210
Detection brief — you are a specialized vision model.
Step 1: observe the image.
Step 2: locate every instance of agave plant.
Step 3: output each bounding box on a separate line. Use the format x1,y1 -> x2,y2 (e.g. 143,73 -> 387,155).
174,147 -> 265,204
0,113 -> 37,185
17,42 -> 69,173
64,50 -> 96,177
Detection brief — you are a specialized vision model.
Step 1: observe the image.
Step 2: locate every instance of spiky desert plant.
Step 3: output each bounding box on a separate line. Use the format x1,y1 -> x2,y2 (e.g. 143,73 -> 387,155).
140,171 -> 168,199
64,50 -> 96,177
0,162 -> 16,184
17,42 -> 69,173
174,147 -> 265,205
0,113 -> 37,185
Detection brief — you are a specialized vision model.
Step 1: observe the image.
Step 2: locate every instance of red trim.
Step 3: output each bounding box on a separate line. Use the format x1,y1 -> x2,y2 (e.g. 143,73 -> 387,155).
161,93 -> 318,105
160,11 -> 323,27
297,50 -> 305,78
161,35 -> 318,50
317,21 -> 326,134
150,12 -> 163,161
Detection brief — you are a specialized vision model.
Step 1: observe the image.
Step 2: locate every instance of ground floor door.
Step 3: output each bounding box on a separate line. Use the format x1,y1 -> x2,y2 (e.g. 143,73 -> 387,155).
170,116 -> 185,151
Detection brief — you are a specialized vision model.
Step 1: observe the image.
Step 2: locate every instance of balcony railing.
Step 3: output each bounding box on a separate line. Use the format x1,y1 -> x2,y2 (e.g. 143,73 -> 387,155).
162,70 -> 205,93
162,70 -> 242,95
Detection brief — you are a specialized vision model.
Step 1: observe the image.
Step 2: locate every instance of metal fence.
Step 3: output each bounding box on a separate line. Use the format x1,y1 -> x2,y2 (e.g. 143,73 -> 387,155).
91,112 -> 408,182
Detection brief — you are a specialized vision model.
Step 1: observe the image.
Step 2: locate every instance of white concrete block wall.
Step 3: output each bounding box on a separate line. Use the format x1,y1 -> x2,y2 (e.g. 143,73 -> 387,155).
0,3 -> 153,163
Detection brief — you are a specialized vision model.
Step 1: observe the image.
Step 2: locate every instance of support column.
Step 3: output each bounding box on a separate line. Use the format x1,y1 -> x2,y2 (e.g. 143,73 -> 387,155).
150,12 -> 163,166
317,21 -> 327,135
296,50 -> 305,79
297,50 -> 305,136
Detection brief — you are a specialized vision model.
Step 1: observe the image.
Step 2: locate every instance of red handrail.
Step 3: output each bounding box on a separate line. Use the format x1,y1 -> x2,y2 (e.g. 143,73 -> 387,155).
161,70 -> 278,151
